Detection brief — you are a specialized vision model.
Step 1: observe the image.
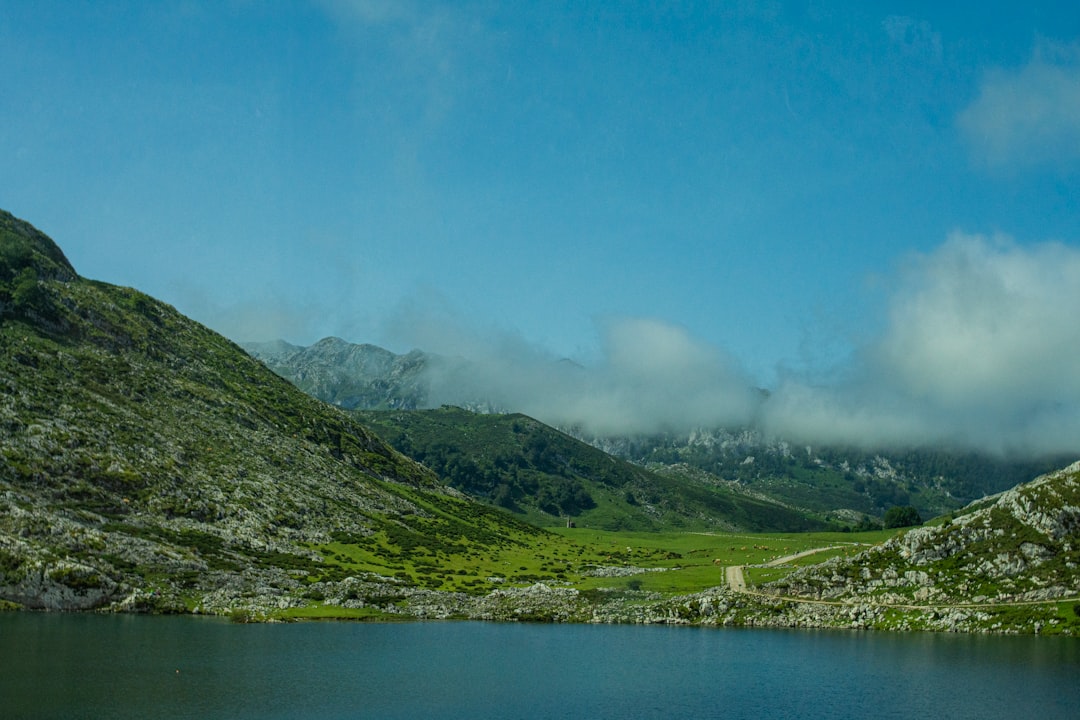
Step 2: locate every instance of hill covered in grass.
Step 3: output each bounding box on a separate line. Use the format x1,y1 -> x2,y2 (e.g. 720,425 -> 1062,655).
354,406 -> 827,533
0,210 -> 549,613
608,430 -> 1071,522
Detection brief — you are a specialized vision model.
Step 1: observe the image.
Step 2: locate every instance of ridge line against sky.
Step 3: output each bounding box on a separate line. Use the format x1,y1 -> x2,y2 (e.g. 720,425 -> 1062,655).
2,1 -> 1079,454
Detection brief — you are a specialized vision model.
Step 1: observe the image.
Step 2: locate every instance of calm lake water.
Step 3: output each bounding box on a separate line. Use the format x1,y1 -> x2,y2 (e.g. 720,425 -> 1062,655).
2,613 -> 1079,719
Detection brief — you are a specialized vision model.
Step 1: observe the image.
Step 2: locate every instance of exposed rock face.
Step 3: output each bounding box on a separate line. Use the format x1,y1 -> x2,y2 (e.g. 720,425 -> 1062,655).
244,337 -> 432,410
2,560 -> 122,610
4,210 -> 1077,636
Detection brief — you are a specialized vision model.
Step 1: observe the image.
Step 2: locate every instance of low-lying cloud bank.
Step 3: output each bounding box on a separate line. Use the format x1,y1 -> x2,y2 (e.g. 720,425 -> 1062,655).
387,308 -> 761,437
390,233 -> 1080,458
764,233 -> 1080,457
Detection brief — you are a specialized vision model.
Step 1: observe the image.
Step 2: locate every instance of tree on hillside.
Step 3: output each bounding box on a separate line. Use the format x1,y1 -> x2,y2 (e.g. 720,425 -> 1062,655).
883,505 -> 923,529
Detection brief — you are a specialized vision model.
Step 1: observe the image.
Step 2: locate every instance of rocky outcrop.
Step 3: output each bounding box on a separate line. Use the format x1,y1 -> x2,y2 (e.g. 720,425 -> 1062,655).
767,463 -> 1080,606
244,337 -> 432,410
3,211 -> 1076,637
1,559 -> 123,610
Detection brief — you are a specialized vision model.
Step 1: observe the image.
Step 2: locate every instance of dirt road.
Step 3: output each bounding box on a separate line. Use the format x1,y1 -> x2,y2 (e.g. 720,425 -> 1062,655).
725,564 -> 747,592
725,546 -> 845,593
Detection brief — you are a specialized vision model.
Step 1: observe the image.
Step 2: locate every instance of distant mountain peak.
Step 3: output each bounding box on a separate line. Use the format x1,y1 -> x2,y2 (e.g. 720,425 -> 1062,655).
244,336 -> 432,410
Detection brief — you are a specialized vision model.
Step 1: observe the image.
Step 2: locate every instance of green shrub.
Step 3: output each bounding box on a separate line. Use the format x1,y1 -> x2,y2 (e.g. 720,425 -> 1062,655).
229,608 -> 255,623
883,505 -> 923,529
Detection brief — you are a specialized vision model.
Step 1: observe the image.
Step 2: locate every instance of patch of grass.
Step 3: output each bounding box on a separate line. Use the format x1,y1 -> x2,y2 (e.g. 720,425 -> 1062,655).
310,525 -> 887,600
272,604 -> 410,621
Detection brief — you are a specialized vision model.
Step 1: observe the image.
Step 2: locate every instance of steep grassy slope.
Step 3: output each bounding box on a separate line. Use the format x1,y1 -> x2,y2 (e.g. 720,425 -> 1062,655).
355,406 -> 827,533
8,210 -> 1071,633
0,210 -> 546,612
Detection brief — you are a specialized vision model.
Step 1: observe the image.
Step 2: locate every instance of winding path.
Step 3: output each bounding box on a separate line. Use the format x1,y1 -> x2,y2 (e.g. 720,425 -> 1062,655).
724,564 -> 746,592
725,545 -> 844,595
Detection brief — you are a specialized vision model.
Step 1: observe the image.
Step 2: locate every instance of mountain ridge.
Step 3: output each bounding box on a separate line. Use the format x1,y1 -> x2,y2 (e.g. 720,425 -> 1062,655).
247,336 -> 432,410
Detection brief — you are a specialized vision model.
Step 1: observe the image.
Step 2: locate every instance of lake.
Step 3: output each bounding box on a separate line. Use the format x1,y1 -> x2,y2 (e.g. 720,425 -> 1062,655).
2,613 -> 1078,719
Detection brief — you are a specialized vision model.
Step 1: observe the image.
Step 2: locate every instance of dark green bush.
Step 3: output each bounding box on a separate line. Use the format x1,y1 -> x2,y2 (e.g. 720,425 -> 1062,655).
883,505 -> 923,529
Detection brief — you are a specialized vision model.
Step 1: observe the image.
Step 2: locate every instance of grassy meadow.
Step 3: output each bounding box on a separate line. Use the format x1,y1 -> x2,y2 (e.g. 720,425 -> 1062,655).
281,494 -> 899,618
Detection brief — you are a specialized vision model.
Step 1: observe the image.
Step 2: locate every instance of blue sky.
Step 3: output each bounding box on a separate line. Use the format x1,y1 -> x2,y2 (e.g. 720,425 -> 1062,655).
4,1 -> 1080,452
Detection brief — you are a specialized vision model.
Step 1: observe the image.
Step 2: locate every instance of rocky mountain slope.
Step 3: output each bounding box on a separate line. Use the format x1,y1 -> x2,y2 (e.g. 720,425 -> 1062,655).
0,210 -> 534,612
594,428 -> 1071,522
6,210 -> 1074,634
767,462 -> 1080,608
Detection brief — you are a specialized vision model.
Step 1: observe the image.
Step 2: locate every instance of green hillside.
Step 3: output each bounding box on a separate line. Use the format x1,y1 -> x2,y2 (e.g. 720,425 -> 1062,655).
0,210 -> 553,613
355,406 -> 826,533
628,433 -> 1073,521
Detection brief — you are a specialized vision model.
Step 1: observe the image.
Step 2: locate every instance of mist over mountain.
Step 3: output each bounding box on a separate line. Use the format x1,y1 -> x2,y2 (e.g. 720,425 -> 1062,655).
421,317 -> 761,437
244,337 -> 430,410
6,206 -> 1077,631
247,319 -> 761,436
335,234 -> 1080,459
246,334 -> 1074,522
249,303 -> 1080,463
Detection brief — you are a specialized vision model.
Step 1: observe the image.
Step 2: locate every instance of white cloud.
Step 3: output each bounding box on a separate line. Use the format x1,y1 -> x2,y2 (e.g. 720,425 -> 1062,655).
560,318 -> 760,435
316,0 -> 418,26
875,233 -> 1080,407
882,15 -> 942,63
315,0 -> 497,179
315,0 -> 489,89
384,298 -> 759,436
764,233 -> 1080,455
958,42 -> 1080,169
377,236 -> 1080,456
172,286 -> 324,346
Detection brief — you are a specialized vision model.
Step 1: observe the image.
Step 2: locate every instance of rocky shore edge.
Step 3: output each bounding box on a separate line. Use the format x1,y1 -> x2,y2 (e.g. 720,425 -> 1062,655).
4,569 -> 1075,636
